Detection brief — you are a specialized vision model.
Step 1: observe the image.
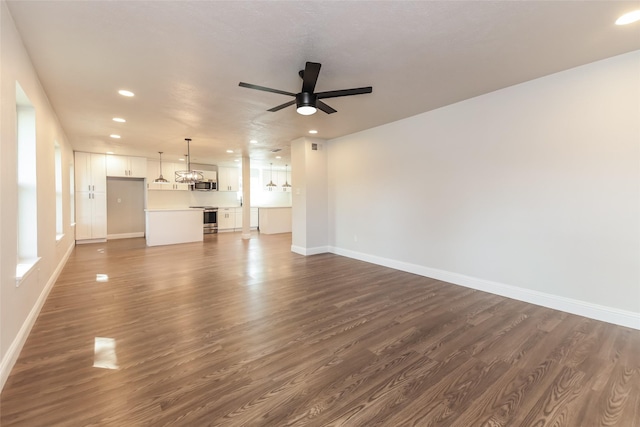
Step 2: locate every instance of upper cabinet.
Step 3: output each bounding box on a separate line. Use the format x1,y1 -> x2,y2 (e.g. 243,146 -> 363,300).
218,167 -> 240,192
106,155 -> 147,178
201,170 -> 217,182
75,152 -> 106,193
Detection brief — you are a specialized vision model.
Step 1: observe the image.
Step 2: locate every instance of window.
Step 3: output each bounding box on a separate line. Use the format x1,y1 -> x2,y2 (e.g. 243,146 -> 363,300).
55,142 -> 63,239
70,161 -> 75,225
16,82 -> 39,281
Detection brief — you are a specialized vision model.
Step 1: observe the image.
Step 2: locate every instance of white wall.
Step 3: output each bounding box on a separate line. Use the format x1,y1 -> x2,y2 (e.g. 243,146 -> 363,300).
106,178 -> 145,237
1,2 -> 76,389
291,137 -> 329,255
291,139 -> 308,250
328,51 -> 640,326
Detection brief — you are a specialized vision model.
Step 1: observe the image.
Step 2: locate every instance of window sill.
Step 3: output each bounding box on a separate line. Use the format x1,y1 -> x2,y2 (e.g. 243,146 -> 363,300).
16,257 -> 41,287
56,233 -> 65,243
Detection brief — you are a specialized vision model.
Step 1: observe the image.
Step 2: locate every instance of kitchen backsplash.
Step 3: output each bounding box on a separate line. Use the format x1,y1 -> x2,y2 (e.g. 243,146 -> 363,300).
251,191 -> 292,207
191,191 -> 239,207
147,189 -> 291,209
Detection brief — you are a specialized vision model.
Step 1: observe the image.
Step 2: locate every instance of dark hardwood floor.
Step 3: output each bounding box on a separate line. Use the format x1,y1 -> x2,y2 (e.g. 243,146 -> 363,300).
1,232 -> 639,426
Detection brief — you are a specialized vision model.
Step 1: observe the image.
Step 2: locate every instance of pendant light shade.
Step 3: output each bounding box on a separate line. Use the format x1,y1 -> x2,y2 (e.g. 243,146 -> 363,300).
266,162 -> 277,191
175,138 -> 203,184
154,152 -> 169,183
282,164 -> 291,189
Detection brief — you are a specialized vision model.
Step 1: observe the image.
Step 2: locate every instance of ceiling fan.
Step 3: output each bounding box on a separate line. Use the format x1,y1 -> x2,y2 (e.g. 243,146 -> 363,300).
239,61 -> 372,115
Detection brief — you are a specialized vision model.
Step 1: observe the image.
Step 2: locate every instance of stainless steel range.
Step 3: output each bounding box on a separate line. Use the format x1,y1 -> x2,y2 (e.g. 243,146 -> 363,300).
190,206 -> 218,234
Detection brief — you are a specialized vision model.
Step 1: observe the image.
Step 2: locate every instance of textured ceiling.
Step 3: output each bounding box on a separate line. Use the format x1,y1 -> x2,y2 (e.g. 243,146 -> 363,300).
6,1 -> 640,167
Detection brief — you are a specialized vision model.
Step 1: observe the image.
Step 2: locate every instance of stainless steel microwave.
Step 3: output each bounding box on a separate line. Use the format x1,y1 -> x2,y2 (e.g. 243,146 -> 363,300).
191,180 -> 217,191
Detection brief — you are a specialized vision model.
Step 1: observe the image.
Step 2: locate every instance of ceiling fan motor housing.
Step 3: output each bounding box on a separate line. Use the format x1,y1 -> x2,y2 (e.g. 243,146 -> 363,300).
296,92 -> 317,109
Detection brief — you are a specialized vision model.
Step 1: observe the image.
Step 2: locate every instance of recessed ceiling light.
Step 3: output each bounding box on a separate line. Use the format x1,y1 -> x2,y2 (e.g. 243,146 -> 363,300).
106,151 -> 114,154
250,139 -> 258,144
234,159 -> 240,162
118,89 -> 134,97
616,10 -> 640,25
110,134 -> 121,139
309,130 -> 318,134
112,117 -> 126,123
226,150 -> 234,153
178,158 -> 185,161
276,156 -> 282,159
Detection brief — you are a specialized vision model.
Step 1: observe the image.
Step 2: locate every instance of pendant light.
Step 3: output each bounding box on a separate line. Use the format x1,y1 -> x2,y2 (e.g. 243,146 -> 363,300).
174,138 -> 204,184
154,152 -> 169,183
266,162 -> 277,191
282,164 -> 291,190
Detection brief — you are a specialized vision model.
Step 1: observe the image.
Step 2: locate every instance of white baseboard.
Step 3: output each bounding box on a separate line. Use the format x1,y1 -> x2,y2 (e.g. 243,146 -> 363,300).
75,238 -> 107,244
1,241 -> 75,391
329,246 -> 640,330
107,232 -> 144,240
291,245 -> 329,256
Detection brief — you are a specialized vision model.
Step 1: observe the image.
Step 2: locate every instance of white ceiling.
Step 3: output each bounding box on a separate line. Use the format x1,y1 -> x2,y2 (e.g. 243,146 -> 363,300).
6,1 -> 640,167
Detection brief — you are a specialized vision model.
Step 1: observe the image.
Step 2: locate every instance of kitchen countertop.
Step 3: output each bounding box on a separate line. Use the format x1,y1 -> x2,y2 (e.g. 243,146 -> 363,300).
145,207 -> 204,212
215,205 -> 292,209
146,206 -> 292,211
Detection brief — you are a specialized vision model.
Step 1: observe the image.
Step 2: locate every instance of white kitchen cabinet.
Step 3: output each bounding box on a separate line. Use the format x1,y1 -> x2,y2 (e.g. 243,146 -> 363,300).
234,210 -> 243,230
201,170 -> 217,182
218,207 -> 257,232
75,152 -> 106,193
106,154 -> 147,178
218,167 -> 240,192
218,208 -> 235,231
75,152 -> 107,242
147,182 -> 189,191
75,191 -> 107,240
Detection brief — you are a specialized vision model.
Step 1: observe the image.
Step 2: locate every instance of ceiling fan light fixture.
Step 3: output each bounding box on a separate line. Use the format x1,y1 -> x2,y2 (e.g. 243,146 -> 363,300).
296,92 -> 317,115
297,105 -> 317,115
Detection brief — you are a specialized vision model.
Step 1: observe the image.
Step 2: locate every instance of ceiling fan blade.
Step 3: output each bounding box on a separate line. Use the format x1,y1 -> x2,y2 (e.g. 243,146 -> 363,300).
239,82 -> 296,97
301,62 -> 321,93
267,100 -> 296,112
316,101 -> 337,114
316,86 -> 373,99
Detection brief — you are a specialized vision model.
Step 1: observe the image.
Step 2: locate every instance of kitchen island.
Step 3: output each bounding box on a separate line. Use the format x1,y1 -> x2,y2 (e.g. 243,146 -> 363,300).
145,208 -> 203,246
258,207 -> 292,234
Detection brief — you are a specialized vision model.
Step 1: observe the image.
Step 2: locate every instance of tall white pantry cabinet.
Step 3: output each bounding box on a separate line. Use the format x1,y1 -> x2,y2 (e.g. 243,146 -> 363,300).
74,152 -> 107,242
